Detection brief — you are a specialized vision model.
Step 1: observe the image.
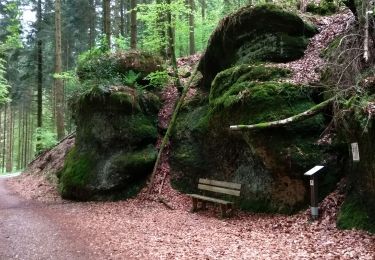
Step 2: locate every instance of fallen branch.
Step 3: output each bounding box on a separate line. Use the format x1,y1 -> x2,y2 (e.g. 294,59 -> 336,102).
157,196 -> 175,210
230,98 -> 334,131
147,67 -> 198,194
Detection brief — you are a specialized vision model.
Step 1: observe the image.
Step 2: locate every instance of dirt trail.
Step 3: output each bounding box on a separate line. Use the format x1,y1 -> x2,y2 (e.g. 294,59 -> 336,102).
0,177 -> 96,260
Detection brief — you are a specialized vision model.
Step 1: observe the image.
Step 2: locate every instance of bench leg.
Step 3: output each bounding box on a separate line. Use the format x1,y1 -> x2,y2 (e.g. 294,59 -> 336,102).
227,204 -> 233,217
191,198 -> 198,212
220,204 -> 227,218
201,201 -> 207,210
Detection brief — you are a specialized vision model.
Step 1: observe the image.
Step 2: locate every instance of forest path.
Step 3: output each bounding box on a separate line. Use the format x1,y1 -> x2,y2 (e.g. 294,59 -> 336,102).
0,177 -> 97,260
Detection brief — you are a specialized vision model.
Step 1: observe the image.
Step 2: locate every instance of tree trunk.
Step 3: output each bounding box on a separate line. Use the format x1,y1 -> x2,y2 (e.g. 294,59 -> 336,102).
156,0 -> 167,57
17,105 -> 22,169
36,0 -> 43,153
188,0 -> 195,55
5,104 -> 12,172
89,0 -> 96,49
201,0 -> 206,19
55,0 -> 65,140
120,0 -> 126,37
103,0 -> 111,48
0,109 -> 3,173
130,0 -> 137,49
2,107 -> 7,172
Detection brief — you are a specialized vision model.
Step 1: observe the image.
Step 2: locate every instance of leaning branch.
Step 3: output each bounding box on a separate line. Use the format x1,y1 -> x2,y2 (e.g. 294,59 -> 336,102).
230,98 -> 334,131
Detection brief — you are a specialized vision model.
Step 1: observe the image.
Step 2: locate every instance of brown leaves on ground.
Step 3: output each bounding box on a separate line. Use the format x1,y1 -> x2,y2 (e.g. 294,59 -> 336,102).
275,11 -> 355,84
9,179 -> 372,259
6,14 -> 375,259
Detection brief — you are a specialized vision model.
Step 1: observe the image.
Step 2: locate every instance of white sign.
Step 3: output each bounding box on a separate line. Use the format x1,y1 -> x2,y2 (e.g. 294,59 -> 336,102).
304,165 -> 324,176
351,143 -> 360,162
310,179 -> 314,186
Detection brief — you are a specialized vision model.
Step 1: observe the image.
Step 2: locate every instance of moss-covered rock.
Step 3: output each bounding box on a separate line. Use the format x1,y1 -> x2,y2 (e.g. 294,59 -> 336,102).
337,195 -> 375,233
336,97 -> 375,232
198,4 -> 317,89
59,52 -> 162,201
76,50 -> 163,83
170,65 -> 342,213
306,0 -> 339,15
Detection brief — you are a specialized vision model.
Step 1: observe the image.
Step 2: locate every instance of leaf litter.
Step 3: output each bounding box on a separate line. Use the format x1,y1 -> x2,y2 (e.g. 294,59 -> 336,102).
6,10 -> 375,259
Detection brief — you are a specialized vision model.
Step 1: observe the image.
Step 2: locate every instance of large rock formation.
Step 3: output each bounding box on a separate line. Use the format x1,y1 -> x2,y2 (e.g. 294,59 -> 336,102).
170,5 -> 342,213
198,4 -> 317,89
58,50 -> 162,200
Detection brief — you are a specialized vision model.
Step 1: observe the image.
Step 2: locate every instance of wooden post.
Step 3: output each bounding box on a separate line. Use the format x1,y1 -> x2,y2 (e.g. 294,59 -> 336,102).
304,165 -> 324,220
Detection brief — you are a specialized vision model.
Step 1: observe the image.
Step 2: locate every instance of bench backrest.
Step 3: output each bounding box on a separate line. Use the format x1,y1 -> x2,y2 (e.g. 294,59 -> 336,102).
198,178 -> 241,197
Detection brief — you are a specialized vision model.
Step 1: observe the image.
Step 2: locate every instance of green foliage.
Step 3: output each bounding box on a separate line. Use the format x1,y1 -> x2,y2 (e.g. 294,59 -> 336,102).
337,195 -> 375,233
137,0 -> 237,57
145,70 -> 169,89
122,70 -> 141,87
34,127 -> 58,153
306,0 -> 339,15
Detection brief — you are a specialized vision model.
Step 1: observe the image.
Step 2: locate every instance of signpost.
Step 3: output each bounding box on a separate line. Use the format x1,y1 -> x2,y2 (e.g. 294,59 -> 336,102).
351,142 -> 360,162
304,165 -> 324,220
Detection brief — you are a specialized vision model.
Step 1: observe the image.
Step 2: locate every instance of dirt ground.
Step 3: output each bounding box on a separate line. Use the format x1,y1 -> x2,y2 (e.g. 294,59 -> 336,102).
3,175 -> 374,260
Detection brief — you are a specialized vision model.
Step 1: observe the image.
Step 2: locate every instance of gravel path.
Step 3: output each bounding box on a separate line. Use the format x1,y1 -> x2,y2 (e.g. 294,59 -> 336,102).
0,177 -> 96,260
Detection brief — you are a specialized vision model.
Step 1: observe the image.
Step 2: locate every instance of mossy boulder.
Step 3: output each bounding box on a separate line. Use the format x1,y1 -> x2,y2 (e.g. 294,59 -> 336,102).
306,0 -> 339,15
170,65 -> 342,213
59,52 -> 162,200
336,99 -> 375,232
198,4 -> 317,89
76,50 -> 163,83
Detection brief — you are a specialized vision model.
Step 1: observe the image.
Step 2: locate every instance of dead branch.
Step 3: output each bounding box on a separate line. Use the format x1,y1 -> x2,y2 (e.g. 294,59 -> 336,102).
230,98 -> 334,131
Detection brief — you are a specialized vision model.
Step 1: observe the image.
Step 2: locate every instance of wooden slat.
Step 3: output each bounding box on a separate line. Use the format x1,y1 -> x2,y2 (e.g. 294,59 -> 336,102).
188,194 -> 233,204
198,184 -> 241,196
199,178 -> 241,190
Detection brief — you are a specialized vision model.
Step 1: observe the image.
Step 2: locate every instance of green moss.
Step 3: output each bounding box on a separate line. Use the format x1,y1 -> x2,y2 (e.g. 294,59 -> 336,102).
337,195 -> 375,233
198,3 -> 317,89
58,147 -> 95,199
210,79 -> 315,126
110,146 -> 157,177
210,65 -> 290,101
306,0 -> 338,15
236,33 -> 309,64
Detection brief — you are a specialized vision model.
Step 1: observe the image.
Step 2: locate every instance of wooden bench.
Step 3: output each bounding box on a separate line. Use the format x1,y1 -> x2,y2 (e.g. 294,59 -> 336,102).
188,178 -> 241,218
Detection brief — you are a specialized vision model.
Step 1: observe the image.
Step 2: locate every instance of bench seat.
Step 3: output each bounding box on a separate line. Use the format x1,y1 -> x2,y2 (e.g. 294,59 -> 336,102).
188,178 -> 241,217
188,194 -> 233,205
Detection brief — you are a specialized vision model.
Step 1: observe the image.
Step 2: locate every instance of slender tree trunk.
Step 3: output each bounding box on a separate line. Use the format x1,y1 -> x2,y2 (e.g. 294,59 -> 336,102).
89,0 -> 96,49
120,0 -> 126,37
17,106 -> 22,169
36,0 -> 43,153
130,0 -> 137,49
188,0 -> 195,55
55,0 -> 65,140
0,109 -> 3,173
103,0 -> 111,48
126,0 -> 131,36
5,104 -> 12,172
201,0 -> 206,19
21,105 -> 26,168
2,107 -> 7,172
